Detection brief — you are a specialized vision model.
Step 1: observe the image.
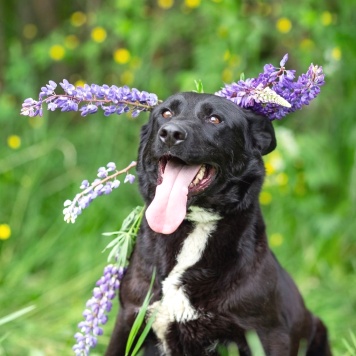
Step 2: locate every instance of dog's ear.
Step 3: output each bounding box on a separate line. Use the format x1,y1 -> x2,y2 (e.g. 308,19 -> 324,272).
138,123 -> 150,156
245,110 -> 276,155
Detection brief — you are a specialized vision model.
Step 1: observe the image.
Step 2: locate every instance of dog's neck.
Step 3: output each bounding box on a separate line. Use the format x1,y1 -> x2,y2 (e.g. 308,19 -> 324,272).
186,206 -> 221,224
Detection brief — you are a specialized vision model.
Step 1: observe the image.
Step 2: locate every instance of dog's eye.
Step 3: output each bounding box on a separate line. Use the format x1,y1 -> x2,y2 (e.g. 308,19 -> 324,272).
207,115 -> 221,124
162,110 -> 173,119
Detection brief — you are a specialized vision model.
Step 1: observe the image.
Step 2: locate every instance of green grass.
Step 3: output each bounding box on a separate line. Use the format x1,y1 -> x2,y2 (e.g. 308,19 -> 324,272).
1,2 -> 356,354
1,112 -> 355,355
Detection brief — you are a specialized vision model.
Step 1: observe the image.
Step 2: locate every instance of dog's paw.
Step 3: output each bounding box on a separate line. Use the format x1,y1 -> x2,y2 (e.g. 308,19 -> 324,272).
165,286 -> 199,322
149,286 -> 199,335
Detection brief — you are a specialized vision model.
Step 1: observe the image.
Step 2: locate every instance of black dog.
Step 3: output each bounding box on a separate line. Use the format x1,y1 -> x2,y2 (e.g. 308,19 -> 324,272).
106,93 -> 331,356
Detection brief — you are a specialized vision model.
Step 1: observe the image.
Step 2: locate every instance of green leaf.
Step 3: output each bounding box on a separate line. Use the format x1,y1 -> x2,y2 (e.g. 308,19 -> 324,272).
102,231 -> 120,236
193,79 -> 204,93
131,310 -> 158,356
102,206 -> 144,265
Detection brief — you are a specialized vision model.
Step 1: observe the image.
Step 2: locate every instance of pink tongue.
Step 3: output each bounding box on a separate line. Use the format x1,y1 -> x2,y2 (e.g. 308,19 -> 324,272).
145,160 -> 201,234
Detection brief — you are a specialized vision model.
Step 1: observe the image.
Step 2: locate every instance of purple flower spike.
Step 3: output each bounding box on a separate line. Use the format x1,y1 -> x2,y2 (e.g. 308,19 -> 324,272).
21,80 -> 159,118
63,161 -> 136,223
215,54 -> 325,120
21,56 -> 323,123
72,264 -> 126,355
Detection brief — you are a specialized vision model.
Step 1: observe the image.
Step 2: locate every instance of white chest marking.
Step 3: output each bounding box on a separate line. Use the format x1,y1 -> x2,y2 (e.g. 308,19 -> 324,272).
150,207 -> 220,354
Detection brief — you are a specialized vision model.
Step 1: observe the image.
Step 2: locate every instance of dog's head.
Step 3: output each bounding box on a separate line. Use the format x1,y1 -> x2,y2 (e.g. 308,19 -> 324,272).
137,92 -> 276,234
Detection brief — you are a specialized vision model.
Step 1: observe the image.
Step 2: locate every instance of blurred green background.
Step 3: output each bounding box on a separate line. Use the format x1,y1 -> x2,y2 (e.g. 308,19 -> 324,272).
0,0 -> 355,355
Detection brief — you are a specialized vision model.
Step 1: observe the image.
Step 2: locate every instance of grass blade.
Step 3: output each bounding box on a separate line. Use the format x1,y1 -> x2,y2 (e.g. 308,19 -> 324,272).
131,310 -> 158,356
125,269 -> 156,356
0,305 -> 36,326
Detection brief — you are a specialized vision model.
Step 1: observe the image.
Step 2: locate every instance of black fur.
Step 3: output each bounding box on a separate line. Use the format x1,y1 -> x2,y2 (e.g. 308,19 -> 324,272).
106,93 -> 331,356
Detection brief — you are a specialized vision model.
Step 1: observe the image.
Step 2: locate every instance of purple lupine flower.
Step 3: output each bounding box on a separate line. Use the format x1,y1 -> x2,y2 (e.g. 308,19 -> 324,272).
40,80 -> 57,98
216,54 -> 325,120
60,79 -> 77,95
21,80 -> 159,118
54,96 -> 79,112
111,180 -> 121,189
48,102 -> 57,111
76,84 -> 93,101
124,174 -> 135,184
97,167 -> 108,179
21,98 -> 42,117
106,162 -> 116,171
80,180 -> 90,189
80,103 -> 98,117
280,53 -> 289,67
73,264 -> 126,355
63,161 -> 136,223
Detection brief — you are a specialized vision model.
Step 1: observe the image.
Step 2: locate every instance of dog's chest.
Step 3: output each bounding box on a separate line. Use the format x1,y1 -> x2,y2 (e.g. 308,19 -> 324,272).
150,207 -> 220,353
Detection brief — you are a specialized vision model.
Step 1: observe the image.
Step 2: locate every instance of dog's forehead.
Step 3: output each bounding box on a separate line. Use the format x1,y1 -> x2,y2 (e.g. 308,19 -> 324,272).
158,92 -> 243,117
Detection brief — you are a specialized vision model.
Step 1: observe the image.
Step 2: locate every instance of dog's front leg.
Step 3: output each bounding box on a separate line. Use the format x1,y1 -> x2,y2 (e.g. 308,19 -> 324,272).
257,330 -> 293,356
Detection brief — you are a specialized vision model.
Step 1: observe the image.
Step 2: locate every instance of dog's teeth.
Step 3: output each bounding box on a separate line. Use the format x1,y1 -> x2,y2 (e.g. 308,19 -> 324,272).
198,166 -> 205,180
191,165 -> 206,186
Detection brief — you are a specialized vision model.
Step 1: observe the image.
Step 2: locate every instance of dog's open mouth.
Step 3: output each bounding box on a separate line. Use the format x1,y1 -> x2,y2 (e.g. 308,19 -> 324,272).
158,155 -> 215,194
145,156 -> 215,235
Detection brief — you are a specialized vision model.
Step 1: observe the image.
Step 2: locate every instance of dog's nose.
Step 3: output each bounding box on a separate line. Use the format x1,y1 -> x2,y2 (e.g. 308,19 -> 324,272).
158,123 -> 187,147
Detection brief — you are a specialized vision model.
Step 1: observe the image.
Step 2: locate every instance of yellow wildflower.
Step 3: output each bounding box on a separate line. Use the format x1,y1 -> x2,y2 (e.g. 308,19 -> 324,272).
49,45 -> 65,61
270,233 -> 283,247
331,47 -> 342,61
185,0 -> 201,8
276,17 -> 292,34
276,172 -> 289,186
113,48 -> 131,64
0,224 -> 11,240
300,38 -> 314,51
71,12 -> 87,27
7,135 -> 21,149
65,35 -> 80,49
91,27 -> 107,43
75,80 -> 86,87
321,11 -> 332,26
158,0 -> 174,9
222,69 -> 233,83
